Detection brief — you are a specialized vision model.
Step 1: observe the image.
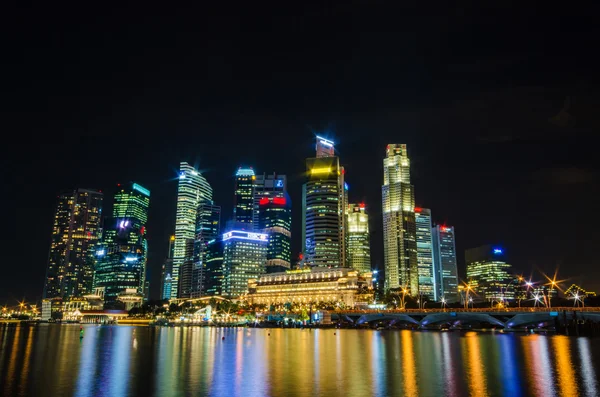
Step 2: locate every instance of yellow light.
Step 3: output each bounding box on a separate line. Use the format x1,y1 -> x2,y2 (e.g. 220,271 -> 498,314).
310,167 -> 332,175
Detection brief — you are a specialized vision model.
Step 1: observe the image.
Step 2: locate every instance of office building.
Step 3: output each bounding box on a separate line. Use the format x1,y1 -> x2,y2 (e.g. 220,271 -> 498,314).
465,245 -> 514,301
415,208 -> 436,301
93,182 -> 150,305
258,193 -> 292,272
253,173 -> 287,224
171,162 -> 213,299
432,225 -> 459,302
204,238 -> 224,296
222,230 -> 268,297
160,235 -> 175,300
43,188 -> 103,299
302,136 -> 346,267
382,144 -> 418,295
190,202 -> 221,297
346,203 -> 371,273
233,167 -> 255,227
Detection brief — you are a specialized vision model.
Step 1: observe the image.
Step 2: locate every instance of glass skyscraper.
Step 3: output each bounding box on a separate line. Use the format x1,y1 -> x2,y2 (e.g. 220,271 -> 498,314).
93,182 -> 150,305
346,203 -> 371,273
222,230 -> 268,297
190,202 -> 221,297
466,244 -> 513,301
233,167 -> 255,227
432,225 -> 459,302
382,144 -> 418,295
415,208 -> 436,301
160,235 -> 175,300
302,136 -> 346,267
171,162 -> 212,299
254,173 -> 291,272
204,238 -> 224,296
43,188 -> 103,299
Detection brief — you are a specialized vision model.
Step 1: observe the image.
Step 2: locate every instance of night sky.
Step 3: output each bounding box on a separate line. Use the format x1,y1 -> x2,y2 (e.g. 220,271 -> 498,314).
2,4 -> 598,304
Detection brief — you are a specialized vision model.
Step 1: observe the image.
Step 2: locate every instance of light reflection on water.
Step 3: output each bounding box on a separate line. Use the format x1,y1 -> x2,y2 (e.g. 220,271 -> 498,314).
1,325 -> 600,397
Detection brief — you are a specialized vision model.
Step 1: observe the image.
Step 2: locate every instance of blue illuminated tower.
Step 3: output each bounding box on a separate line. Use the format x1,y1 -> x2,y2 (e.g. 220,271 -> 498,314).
93,182 -> 150,306
432,225 -> 459,302
415,208 -> 436,301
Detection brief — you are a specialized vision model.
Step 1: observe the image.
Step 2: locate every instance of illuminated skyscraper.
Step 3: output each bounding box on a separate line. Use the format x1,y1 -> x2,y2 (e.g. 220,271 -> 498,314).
432,225 -> 459,302
93,182 -> 150,305
346,203 -> 371,273
382,144 -> 418,294
302,136 -> 346,267
415,208 -> 436,301
233,167 -> 255,227
171,162 -> 212,299
43,188 -> 103,299
258,193 -> 292,272
204,238 -> 224,296
160,235 -> 175,300
465,244 -> 513,301
254,173 -> 291,272
190,202 -> 221,297
222,230 -> 268,297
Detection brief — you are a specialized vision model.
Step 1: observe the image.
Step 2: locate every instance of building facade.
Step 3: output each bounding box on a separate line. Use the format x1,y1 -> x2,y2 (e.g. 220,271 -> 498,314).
190,203 -> 221,298
171,162 -> 213,299
43,188 -> 103,299
465,245 -> 513,301
233,167 -> 255,227
415,208 -> 436,301
222,230 -> 268,297
432,225 -> 459,302
204,238 -> 224,296
302,136 -> 346,267
160,235 -> 175,300
247,267 -> 374,308
258,194 -> 292,272
93,182 -> 150,305
346,203 -> 371,273
382,144 -> 418,295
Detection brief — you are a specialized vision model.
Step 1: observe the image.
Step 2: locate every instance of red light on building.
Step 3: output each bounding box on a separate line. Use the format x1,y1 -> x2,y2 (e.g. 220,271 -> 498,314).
414,207 -> 422,213
140,226 -> 146,235
259,197 -> 270,205
273,197 -> 286,205
359,203 -> 365,208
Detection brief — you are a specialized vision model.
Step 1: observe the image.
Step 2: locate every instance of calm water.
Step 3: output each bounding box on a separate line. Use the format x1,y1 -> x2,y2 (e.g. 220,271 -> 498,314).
1,324 -> 599,396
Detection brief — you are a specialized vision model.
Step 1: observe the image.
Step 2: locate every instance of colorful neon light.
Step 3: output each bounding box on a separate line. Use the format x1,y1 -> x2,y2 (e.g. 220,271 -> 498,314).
222,230 -> 268,242
273,197 -> 286,205
259,197 -> 270,205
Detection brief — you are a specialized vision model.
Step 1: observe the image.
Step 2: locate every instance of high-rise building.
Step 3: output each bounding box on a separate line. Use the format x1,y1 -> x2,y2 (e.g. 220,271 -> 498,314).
171,162 -> 212,299
222,230 -> 268,297
233,167 -> 255,227
93,182 -> 150,305
382,144 -> 418,295
465,245 -> 513,301
204,238 -> 224,296
302,136 -> 346,267
255,175 -> 291,272
160,235 -> 175,300
43,189 -> 103,299
432,225 -> 459,302
415,208 -> 436,301
346,203 -> 371,273
190,203 -> 221,297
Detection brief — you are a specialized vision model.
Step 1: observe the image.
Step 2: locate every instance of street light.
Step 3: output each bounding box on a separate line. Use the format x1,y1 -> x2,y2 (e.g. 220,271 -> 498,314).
441,298 -> 447,309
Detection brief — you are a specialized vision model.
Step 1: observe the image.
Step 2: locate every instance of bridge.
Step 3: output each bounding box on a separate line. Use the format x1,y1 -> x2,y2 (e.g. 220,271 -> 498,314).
333,307 -> 600,329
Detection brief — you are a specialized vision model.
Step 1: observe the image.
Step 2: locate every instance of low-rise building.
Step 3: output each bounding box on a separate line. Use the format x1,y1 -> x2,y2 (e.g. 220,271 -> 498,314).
246,267 -> 374,308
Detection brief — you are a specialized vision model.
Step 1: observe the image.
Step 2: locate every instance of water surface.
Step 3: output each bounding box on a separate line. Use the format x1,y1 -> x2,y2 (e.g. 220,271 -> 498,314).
1,324 -> 599,396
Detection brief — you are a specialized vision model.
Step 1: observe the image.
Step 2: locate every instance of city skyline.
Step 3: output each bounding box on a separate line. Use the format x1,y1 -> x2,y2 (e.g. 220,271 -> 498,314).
2,5 -> 597,303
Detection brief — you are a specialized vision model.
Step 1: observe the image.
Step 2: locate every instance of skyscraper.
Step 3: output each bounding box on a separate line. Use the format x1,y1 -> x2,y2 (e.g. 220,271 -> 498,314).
190,202 -> 221,297
346,203 -> 371,273
222,230 -> 268,297
160,235 -> 175,300
233,167 -> 255,227
302,136 -> 346,267
465,244 -> 513,301
254,173 -> 291,272
258,193 -> 292,272
204,238 -> 224,296
415,208 -> 436,301
382,144 -> 418,295
94,182 -> 150,305
43,189 -> 103,299
432,225 -> 459,302
171,162 -> 212,299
